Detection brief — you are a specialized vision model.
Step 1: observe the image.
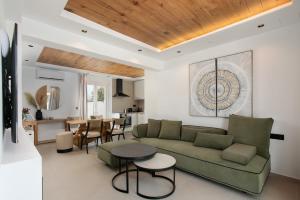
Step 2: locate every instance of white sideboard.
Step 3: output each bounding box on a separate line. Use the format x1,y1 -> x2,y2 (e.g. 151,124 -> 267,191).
0,129 -> 42,200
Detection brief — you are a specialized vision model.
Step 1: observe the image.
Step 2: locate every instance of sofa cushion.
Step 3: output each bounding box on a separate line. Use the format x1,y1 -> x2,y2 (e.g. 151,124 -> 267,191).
146,119 -> 161,138
222,143 -> 257,165
138,138 -> 267,174
228,115 -> 274,158
158,120 -> 182,140
181,125 -> 226,142
194,132 -> 233,150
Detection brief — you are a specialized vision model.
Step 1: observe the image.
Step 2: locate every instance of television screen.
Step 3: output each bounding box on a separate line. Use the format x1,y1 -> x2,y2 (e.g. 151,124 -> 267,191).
1,23 -> 18,143
1,30 -> 12,131
10,23 -> 18,143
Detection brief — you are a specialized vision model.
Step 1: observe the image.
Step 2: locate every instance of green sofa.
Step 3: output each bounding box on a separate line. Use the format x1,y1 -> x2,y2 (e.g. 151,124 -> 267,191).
98,116 -> 273,195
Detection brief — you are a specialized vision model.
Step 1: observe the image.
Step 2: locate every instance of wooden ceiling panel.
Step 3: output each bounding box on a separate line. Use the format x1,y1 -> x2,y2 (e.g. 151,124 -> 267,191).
64,0 -> 291,50
37,47 -> 144,78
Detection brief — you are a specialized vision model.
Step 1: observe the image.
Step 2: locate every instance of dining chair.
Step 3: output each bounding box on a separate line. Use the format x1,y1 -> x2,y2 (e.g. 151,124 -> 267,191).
106,118 -> 126,142
66,116 -> 81,134
81,119 -> 103,154
90,115 -> 103,120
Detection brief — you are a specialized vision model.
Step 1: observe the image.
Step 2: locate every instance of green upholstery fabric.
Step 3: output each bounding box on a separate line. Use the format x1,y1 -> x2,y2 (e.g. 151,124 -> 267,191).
97,139 -> 138,168
193,132 -> 233,150
138,138 -> 269,194
98,122 -> 271,194
146,119 -> 161,138
158,120 -> 182,140
181,125 -> 226,142
132,124 -> 148,138
222,143 -> 257,165
228,115 -> 274,158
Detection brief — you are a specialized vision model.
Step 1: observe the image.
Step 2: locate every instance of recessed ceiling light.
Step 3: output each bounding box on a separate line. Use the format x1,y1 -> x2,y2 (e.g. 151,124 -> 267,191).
138,49 -> 143,52
81,29 -> 87,33
257,24 -> 265,29
177,50 -> 181,54
28,44 -> 34,48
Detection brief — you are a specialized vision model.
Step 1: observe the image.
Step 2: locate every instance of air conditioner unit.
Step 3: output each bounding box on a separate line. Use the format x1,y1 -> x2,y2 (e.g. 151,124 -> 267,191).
36,68 -> 65,81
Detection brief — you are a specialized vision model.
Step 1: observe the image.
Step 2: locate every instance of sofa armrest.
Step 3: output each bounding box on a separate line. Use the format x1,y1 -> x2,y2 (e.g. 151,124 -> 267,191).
132,124 -> 148,138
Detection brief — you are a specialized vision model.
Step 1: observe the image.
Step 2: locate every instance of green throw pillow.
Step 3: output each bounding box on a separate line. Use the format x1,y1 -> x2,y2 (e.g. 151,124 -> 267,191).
158,120 -> 182,140
181,126 -> 226,142
222,143 -> 257,165
193,132 -> 233,150
227,114 -> 274,158
146,119 -> 161,138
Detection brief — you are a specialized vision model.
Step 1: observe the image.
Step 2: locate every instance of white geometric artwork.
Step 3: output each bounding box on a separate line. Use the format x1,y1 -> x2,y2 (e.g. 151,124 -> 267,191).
189,51 -> 253,117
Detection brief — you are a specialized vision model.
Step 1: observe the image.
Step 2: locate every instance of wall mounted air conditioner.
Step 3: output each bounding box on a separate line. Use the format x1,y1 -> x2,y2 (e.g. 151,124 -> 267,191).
36,68 -> 65,81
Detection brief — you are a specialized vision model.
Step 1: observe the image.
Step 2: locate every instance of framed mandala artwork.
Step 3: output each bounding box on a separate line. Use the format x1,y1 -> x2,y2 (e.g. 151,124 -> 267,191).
189,51 -> 253,117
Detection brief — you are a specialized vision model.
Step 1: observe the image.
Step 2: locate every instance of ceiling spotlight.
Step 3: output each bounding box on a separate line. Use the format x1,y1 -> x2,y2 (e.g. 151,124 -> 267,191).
81,29 -> 87,33
177,50 -> 181,54
28,44 -> 34,48
138,49 -> 143,52
257,24 -> 265,29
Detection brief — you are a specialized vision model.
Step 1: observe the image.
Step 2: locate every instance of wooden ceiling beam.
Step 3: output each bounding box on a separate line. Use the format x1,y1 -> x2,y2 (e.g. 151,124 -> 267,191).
37,47 -> 144,78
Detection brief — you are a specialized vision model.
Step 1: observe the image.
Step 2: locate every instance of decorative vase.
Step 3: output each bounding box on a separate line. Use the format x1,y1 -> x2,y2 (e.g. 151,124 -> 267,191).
35,109 -> 43,120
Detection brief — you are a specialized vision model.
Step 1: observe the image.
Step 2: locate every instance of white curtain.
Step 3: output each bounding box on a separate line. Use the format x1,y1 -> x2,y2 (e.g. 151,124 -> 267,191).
79,73 -> 88,119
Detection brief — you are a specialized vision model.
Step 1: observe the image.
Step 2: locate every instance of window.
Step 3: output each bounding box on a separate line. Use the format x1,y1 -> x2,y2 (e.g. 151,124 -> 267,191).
87,84 -> 106,118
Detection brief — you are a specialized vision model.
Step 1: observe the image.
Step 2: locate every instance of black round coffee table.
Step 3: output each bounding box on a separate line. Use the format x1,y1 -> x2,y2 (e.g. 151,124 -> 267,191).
111,143 -> 157,193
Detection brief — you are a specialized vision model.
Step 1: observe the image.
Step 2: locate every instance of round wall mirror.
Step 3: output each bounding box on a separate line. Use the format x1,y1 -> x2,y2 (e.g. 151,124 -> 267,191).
36,85 -> 60,111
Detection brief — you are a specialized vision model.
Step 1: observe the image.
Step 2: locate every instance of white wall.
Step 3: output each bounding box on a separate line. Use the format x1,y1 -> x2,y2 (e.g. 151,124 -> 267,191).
23,66 -> 81,118
22,66 -> 80,141
145,23 -> 300,180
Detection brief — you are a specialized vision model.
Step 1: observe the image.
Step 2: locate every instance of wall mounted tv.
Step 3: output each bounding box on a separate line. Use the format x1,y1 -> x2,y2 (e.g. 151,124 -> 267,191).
1,23 -> 18,143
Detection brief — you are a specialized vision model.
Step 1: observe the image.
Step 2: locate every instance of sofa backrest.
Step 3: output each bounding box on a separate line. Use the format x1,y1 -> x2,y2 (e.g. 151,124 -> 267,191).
133,124 -> 148,138
133,124 -> 227,142
227,115 -> 274,158
181,125 -> 227,142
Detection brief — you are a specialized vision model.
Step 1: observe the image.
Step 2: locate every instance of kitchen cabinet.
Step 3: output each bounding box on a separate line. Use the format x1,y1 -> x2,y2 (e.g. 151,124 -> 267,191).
134,80 -> 144,100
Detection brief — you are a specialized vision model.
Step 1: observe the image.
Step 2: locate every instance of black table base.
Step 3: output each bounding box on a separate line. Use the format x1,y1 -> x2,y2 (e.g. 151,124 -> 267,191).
112,158 -> 176,199
136,167 -> 176,199
112,160 -> 135,193
111,144 -> 157,195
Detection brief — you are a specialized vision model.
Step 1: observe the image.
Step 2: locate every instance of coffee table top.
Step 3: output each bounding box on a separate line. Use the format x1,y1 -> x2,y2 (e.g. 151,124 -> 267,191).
134,153 -> 176,170
111,143 -> 157,160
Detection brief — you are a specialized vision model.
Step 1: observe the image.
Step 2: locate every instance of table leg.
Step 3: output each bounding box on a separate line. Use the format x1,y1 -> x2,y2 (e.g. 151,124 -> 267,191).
119,159 -> 121,173
173,167 -> 176,184
126,160 -> 129,193
136,167 -> 139,194
112,159 -> 135,194
34,124 -> 38,146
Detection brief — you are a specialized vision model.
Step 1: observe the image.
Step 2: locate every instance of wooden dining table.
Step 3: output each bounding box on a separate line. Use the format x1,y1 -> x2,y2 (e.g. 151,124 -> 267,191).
66,118 -> 113,147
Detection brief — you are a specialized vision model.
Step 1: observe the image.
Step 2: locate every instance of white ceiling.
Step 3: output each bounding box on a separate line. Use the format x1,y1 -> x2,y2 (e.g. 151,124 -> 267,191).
4,0 -> 300,70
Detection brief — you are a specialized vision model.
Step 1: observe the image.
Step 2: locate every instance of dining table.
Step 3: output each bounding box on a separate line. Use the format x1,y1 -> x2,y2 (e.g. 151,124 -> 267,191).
65,118 -> 113,148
